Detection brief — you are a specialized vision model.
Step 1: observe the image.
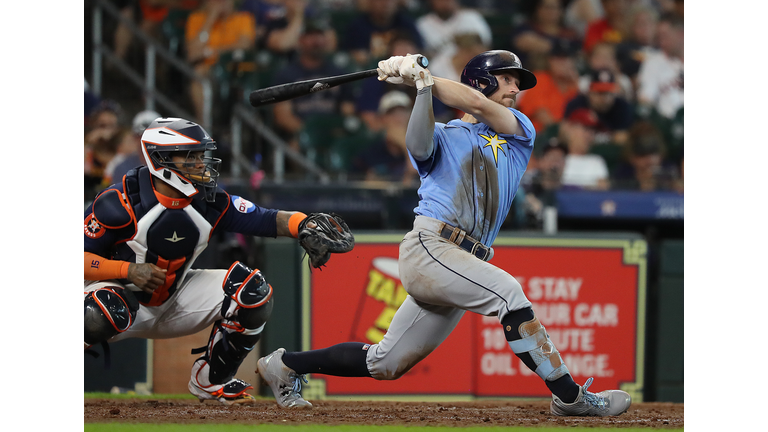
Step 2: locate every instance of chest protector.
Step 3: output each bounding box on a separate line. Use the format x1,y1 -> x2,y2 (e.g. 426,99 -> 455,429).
114,167 -> 227,306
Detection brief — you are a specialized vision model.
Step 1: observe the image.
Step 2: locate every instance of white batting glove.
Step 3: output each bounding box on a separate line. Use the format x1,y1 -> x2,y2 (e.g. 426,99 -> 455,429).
377,56 -> 405,84
399,54 -> 434,90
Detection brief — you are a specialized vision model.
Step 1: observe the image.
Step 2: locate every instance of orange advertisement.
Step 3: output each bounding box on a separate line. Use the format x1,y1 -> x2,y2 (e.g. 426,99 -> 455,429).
306,235 -> 646,400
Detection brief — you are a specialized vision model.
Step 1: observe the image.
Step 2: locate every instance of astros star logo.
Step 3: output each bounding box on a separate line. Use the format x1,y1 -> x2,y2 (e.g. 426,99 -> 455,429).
165,232 -> 185,243
479,133 -> 507,165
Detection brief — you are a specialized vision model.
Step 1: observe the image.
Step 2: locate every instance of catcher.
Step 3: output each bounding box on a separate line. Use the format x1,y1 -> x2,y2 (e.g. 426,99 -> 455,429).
84,117 -> 353,404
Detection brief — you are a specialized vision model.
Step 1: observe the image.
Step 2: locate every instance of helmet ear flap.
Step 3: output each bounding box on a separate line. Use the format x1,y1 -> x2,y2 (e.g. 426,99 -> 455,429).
480,75 -> 499,96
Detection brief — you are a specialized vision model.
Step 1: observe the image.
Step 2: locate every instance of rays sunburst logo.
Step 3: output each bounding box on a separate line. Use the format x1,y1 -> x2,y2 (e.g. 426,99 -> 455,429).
479,133 -> 507,165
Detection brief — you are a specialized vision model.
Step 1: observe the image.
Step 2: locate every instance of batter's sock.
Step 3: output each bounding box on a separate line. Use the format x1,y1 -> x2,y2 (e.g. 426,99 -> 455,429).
282,342 -> 373,377
545,374 -> 580,403
502,307 -> 580,403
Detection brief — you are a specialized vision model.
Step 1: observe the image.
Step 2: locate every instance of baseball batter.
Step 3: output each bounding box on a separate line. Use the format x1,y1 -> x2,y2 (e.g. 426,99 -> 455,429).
257,51 -> 632,417
84,118 -> 352,404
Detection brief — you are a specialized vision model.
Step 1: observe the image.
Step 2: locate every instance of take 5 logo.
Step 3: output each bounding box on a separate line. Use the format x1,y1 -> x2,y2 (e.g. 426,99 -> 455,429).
232,196 -> 256,214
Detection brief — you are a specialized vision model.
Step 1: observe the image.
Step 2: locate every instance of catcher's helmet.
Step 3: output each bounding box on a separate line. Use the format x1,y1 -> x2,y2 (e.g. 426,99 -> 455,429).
460,50 -> 537,96
140,118 -> 221,202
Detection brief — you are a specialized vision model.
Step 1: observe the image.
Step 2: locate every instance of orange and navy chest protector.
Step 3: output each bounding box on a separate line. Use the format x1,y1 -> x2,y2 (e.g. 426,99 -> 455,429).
84,166 -> 278,306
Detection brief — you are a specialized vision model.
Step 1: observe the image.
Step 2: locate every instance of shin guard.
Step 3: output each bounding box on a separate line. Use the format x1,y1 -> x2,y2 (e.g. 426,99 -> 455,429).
502,308 -> 569,382
192,262 -> 274,385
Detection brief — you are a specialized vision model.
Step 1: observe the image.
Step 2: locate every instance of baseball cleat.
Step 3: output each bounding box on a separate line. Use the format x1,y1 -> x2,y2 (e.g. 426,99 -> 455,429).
550,377 -> 631,416
188,357 -> 255,405
188,377 -> 256,405
257,348 -> 313,409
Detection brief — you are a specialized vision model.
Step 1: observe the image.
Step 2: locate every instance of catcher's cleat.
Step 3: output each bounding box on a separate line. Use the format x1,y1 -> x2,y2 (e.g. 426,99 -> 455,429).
188,358 -> 255,405
188,377 -> 256,405
550,377 -> 631,416
257,348 -> 313,409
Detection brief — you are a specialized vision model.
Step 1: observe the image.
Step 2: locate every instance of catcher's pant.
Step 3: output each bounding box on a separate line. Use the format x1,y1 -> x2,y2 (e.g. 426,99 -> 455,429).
84,269 -> 226,341
365,215 -> 532,380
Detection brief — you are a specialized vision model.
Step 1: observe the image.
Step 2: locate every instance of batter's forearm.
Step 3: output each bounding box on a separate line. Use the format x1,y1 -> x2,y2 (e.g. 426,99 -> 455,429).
432,76 -> 521,135
405,87 -> 435,161
431,76 -> 487,114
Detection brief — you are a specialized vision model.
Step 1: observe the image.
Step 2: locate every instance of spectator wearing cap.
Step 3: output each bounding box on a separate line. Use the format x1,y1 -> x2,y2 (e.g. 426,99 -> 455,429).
355,33 -> 455,131
516,39 -> 580,133
560,108 -> 610,190
564,68 -> 634,145
352,91 -> 418,185
270,18 -> 357,169
106,110 -> 162,184
611,121 -> 680,191
578,41 -> 634,101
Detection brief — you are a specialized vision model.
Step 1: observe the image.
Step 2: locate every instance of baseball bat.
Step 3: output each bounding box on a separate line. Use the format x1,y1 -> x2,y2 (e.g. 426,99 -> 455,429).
248,55 -> 429,108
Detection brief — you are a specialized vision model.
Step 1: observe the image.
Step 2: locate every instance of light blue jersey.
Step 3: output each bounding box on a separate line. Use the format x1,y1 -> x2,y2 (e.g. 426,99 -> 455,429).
409,108 -> 535,247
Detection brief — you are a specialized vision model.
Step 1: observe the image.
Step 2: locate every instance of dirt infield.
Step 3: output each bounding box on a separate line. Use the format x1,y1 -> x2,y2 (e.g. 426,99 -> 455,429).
85,398 -> 684,428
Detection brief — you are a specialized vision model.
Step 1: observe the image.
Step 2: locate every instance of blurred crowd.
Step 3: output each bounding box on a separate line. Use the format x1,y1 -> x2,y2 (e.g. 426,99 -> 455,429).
85,0 -> 684,225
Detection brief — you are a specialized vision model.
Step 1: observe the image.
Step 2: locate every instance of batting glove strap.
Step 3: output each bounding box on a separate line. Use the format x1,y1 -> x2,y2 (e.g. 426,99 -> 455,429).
399,55 -> 434,90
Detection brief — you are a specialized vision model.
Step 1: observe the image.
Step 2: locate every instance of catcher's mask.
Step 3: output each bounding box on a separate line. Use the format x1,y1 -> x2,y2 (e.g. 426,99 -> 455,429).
460,50 -> 537,96
140,117 -> 221,202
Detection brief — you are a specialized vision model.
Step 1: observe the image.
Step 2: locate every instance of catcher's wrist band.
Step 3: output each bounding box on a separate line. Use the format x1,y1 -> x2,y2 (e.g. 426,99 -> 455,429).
84,252 -> 130,280
288,212 -> 308,238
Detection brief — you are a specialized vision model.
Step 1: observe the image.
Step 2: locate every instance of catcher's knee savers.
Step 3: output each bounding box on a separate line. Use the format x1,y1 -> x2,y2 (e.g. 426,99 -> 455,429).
197,262 -> 274,385
221,261 -> 274,331
508,316 -> 569,381
84,286 -> 139,347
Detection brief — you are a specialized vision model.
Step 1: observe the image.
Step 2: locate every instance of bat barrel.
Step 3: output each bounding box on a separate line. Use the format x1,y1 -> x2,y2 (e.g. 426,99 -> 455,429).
248,56 -> 428,107
248,69 -> 378,107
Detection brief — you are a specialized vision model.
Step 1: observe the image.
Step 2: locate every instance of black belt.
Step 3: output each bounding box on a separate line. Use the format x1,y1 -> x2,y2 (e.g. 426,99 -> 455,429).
438,222 -> 491,261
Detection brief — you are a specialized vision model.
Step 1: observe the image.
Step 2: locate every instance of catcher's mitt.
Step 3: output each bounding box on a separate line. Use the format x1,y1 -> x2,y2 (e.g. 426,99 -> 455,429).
298,212 -> 355,269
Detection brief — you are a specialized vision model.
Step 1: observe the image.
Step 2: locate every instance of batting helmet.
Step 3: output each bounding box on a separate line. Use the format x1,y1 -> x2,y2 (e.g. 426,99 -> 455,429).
460,50 -> 537,96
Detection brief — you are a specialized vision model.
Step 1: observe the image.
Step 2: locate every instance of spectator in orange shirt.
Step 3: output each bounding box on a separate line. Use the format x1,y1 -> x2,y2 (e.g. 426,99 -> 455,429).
516,40 -> 580,133
185,0 -> 257,122
583,0 -> 628,53
114,1 -> 201,66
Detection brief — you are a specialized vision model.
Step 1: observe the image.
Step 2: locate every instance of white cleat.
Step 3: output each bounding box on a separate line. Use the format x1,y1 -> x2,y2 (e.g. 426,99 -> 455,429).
550,377 -> 631,416
256,348 -> 313,409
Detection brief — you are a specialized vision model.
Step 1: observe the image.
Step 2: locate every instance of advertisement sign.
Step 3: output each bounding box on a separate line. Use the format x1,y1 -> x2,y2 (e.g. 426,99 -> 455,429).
556,190 -> 684,220
303,234 -> 646,401
474,239 -> 645,398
